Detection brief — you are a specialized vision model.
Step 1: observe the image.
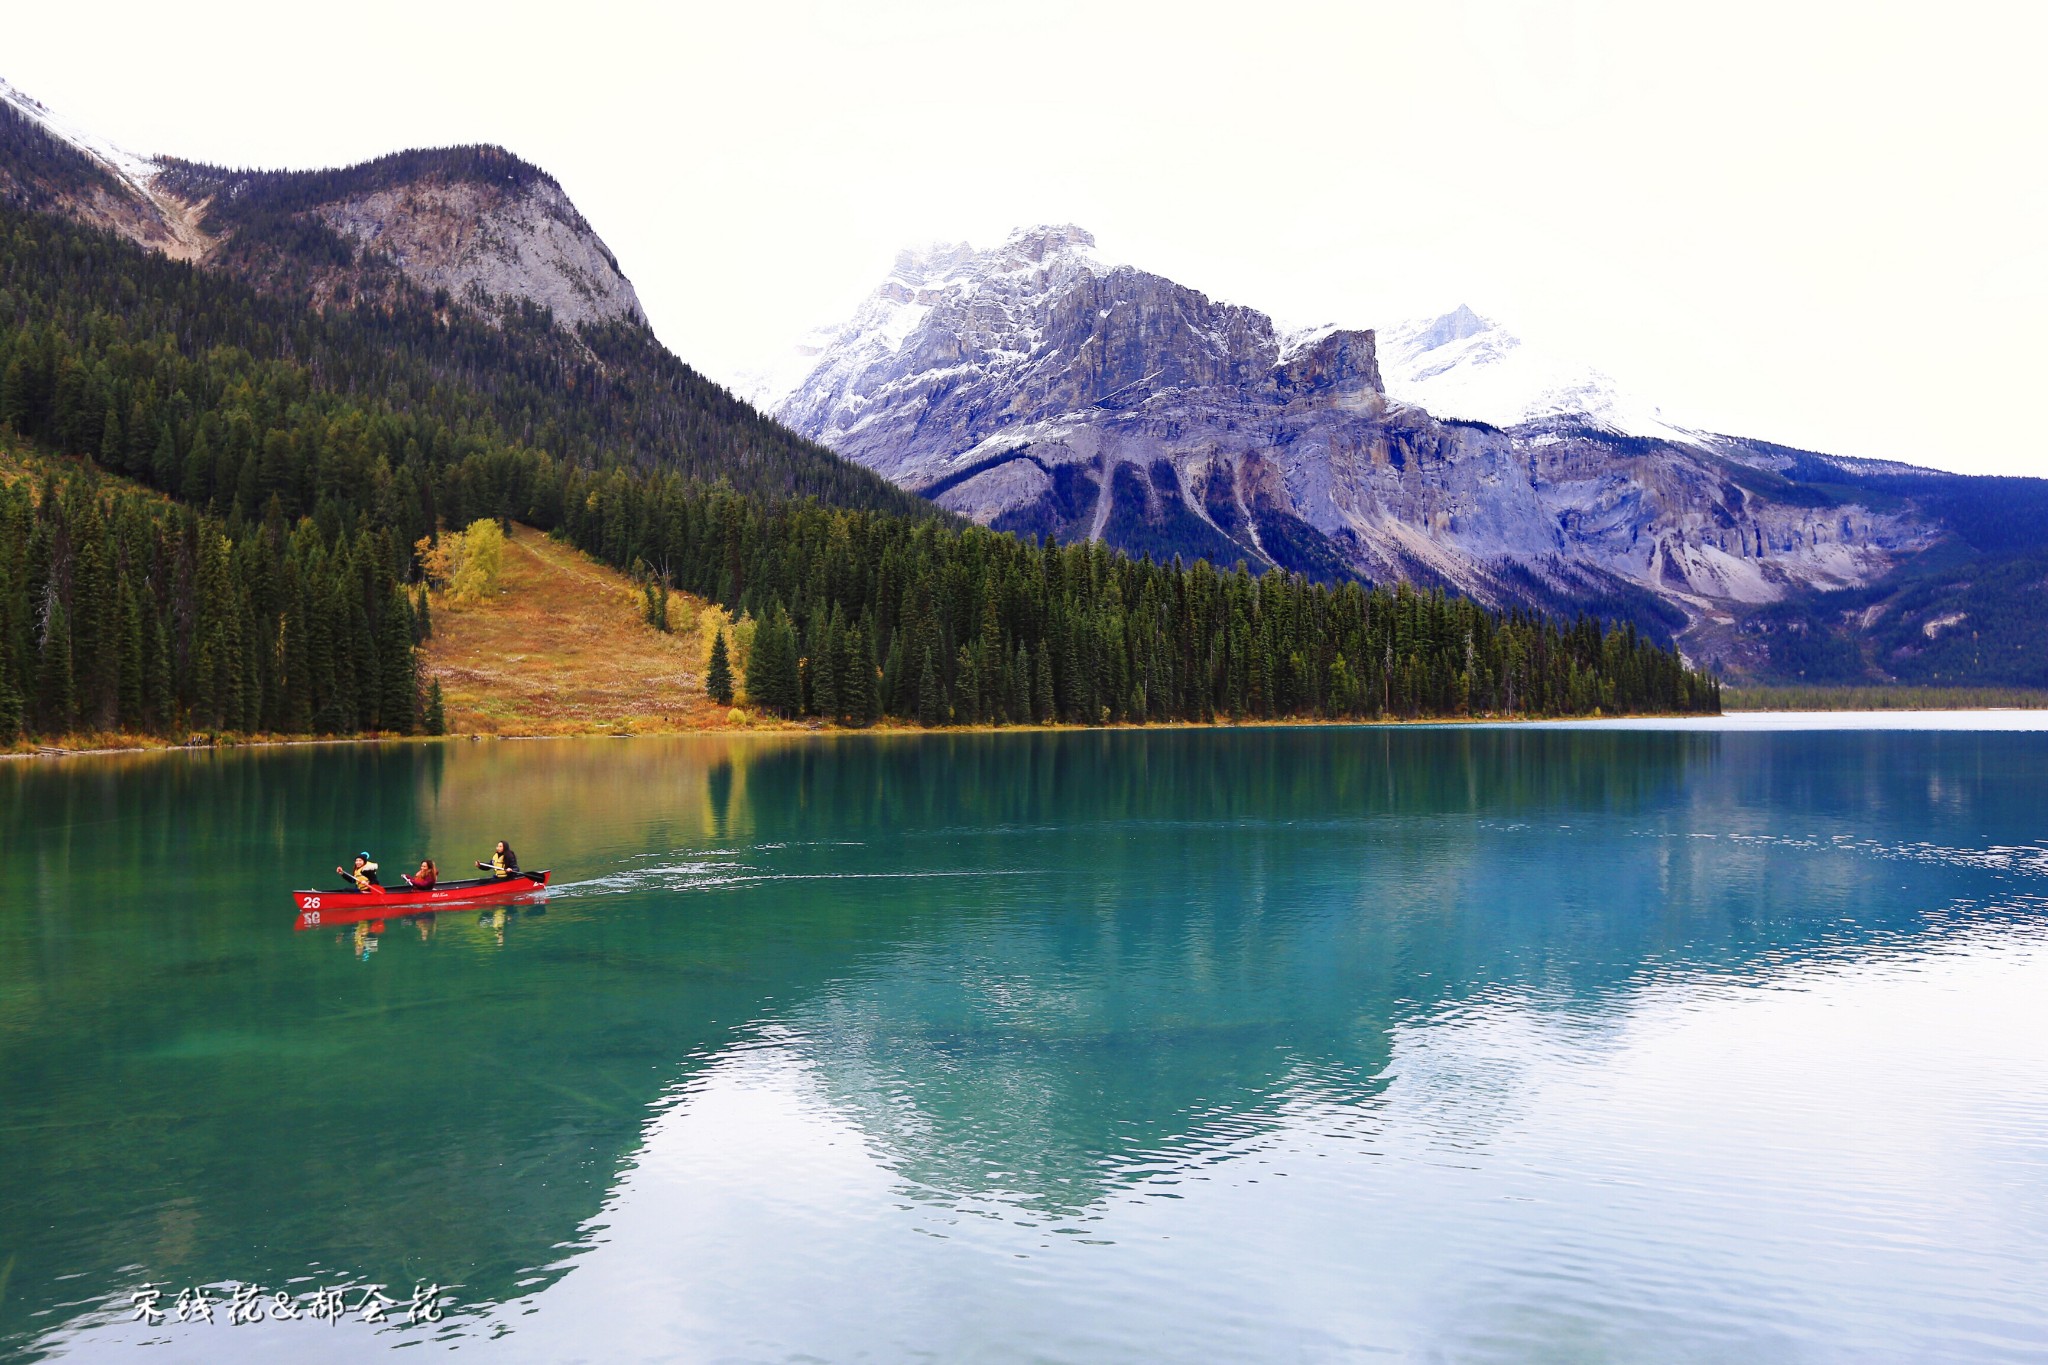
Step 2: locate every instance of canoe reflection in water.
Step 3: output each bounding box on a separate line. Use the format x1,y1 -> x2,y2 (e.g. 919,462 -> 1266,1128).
330,900 -> 549,958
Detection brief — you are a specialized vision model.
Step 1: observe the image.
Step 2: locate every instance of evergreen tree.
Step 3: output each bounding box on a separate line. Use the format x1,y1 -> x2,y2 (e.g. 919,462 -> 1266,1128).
145,610 -> 172,731
117,580 -> 144,729
642,577 -> 670,632
36,594 -> 74,734
745,609 -> 801,717
151,424 -> 178,488
0,671 -> 20,744
811,609 -> 842,721
955,644 -> 980,724
70,534 -> 117,729
917,646 -> 942,727
1011,641 -> 1032,724
425,678 -> 447,735
841,623 -> 875,726
706,628 -> 734,705
379,585 -> 417,731
99,402 -> 123,469
346,584 -> 375,731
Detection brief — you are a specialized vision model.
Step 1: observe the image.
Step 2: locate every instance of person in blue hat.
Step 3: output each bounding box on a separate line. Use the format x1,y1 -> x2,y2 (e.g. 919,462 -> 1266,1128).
336,852 -> 382,891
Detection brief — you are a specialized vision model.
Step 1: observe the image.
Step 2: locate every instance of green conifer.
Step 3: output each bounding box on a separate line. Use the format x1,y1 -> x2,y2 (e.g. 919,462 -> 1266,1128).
745,610 -> 801,717
379,586 -> 416,732
36,595 -> 74,735
1011,642 -> 1031,724
118,581 -> 144,729
954,645 -> 980,724
425,678 -> 447,735
840,623 -> 874,726
0,672 -> 21,745
706,628 -> 734,705
916,646 -> 942,727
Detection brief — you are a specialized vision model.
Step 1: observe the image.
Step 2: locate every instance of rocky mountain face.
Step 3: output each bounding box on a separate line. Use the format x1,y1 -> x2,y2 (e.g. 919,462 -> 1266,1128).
756,226 -> 1957,668
0,78 -> 641,330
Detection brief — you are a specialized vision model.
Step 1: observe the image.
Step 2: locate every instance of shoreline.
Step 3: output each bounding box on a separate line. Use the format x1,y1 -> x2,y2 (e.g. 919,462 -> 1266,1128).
16,703 -> 2048,761
5,711 -> 1720,760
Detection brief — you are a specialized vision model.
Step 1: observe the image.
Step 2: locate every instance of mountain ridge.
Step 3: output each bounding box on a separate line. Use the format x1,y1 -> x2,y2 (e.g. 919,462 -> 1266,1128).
0,76 -> 642,330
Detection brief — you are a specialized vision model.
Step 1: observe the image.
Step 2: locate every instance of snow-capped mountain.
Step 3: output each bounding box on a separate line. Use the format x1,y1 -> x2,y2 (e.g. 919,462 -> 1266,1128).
752,225 -> 1940,660
748,270 -> 1690,446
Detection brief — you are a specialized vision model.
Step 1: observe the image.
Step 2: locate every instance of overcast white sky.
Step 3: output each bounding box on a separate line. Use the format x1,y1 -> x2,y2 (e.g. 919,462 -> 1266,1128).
8,1 -> 2044,474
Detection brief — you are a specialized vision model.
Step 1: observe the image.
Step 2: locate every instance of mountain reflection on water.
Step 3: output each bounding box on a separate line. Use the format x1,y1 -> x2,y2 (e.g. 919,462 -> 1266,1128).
3,725 -> 2045,1361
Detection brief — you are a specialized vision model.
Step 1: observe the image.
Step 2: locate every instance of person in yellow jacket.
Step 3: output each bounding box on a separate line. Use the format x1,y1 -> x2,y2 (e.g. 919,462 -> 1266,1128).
336,852 -> 382,891
476,841 -> 519,879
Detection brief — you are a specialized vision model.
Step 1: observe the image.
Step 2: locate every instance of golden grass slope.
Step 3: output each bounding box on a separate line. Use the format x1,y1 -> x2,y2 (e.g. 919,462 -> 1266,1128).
423,525 -> 732,735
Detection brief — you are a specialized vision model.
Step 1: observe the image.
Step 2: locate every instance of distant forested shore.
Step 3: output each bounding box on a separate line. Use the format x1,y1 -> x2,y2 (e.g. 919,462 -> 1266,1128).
1723,685 -> 2048,711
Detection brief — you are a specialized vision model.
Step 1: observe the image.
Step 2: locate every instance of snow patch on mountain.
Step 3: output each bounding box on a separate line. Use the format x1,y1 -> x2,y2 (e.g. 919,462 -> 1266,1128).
754,224 -> 1141,459
739,224 -> 1112,415
0,76 -> 160,197
1370,304 -> 1701,442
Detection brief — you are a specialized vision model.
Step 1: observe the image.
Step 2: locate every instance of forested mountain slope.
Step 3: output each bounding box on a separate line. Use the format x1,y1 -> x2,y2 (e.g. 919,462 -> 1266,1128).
0,88 -> 925,519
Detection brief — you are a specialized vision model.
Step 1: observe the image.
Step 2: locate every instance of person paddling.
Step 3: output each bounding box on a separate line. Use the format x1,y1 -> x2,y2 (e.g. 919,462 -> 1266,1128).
404,859 -> 438,890
477,841 -> 520,879
336,852 -> 382,891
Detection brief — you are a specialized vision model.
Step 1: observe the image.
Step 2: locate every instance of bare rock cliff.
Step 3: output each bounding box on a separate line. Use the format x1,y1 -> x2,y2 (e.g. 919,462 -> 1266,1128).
308,175 -> 642,329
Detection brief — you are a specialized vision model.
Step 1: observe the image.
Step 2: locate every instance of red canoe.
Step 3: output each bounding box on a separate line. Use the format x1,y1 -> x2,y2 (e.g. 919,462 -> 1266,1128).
291,871 -> 551,930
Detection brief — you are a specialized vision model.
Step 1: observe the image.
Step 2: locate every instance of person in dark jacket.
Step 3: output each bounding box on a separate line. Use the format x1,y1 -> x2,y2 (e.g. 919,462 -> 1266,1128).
477,841 -> 519,878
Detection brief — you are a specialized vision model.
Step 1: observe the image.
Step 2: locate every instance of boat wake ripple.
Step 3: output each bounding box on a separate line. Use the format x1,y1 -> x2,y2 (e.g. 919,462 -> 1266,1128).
549,861 -> 1034,900
549,861 -> 758,897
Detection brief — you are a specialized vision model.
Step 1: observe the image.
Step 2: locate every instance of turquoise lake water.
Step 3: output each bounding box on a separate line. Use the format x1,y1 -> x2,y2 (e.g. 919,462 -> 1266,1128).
3,718 -> 2046,1361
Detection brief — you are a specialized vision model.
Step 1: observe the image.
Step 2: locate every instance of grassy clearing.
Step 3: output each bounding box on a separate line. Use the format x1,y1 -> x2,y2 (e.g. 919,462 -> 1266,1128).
1724,685 -> 2048,711
422,524 -> 736,735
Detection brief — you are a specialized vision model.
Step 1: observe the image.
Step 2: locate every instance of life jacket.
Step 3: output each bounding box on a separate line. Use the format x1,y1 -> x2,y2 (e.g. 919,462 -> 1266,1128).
352,861 -> 380,891
491,852 -> 515,877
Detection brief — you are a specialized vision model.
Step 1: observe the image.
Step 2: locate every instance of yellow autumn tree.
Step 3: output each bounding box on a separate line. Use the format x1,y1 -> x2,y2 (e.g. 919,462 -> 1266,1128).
445,519 -> 506,607
414,535 -> 453,588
